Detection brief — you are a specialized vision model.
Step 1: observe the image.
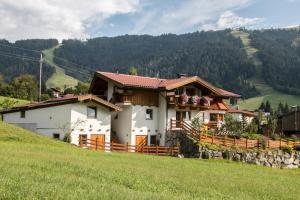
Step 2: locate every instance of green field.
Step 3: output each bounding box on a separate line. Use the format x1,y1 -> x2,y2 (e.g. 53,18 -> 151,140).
0,122 -> 299,199
231,30 -> 300,110
0,96 -> 29,110
43,45 -> 79,90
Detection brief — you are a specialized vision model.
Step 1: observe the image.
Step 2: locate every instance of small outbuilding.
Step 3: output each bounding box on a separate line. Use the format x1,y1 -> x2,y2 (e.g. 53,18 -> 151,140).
0,94 -> 121,145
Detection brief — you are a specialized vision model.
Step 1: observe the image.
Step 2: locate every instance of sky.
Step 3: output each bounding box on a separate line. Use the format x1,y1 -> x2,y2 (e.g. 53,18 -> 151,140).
0,0 -> 299,42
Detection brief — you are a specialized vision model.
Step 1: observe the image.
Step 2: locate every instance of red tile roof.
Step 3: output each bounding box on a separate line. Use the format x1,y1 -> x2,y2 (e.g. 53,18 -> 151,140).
95,71 -> 241,97
0,94 -> 121,114
227,108 -> 256,117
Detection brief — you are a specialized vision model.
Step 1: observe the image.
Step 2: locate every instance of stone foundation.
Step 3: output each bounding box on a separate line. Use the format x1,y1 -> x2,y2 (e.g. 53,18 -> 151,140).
195,145 -> 300,169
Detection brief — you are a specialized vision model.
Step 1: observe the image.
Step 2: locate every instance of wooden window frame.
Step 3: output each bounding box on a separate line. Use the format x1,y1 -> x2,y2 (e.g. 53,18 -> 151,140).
146,109 -> 153,120
87,106 -> 97,119
20,110 -> 26,118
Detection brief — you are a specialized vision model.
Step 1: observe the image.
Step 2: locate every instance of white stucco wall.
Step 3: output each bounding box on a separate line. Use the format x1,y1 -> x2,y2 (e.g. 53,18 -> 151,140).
131,105 -> 159,146
111,105 -> 132,144
2,102 -> 113,145
107,80 -> 114,101
2,104 -> 72,140
69,102 -> 112,145
158,92 -> 167,145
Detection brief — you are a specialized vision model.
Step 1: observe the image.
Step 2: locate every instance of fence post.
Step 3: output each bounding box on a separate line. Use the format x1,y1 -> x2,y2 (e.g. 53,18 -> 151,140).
234,137 -> 236,147
79,136 -> 82,147
156,145 -> 158,155
111,142 -> 114,152
279,138 -> 282,149
246,138 -> 248,149
126,142 -> 128,152
95,138 -> 98,151
224,135 -> 227,146
212,134 -> 214,144
257,139 -> 259,149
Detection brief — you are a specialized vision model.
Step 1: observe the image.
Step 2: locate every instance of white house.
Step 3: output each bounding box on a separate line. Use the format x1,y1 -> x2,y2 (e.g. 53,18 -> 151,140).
89,71 -> 240,146
227,108 -> 256,125
0,94 -> 121,145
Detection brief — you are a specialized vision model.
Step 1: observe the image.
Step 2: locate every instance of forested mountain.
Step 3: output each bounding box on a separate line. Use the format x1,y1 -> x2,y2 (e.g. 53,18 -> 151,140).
0,29 -> 300,100
0,39 -> 58,82
54,30 -> 258,98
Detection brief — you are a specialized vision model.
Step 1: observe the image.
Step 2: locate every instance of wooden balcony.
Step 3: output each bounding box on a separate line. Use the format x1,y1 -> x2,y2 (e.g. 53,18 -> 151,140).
167,94 -> 209,109
112,91 -> 158,106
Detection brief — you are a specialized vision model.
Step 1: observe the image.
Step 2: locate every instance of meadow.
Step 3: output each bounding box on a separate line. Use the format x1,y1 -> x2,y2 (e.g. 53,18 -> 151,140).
0,121 -> 299,200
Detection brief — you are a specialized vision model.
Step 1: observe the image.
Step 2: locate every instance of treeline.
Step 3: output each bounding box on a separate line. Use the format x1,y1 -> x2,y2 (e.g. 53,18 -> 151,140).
0,39 -> 58,83
54,30 -> 259,98
0,73 -> 89,102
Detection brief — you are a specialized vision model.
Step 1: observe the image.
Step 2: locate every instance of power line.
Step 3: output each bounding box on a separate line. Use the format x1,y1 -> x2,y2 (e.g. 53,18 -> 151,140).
0,43 -> 42,53
0,52 -> 39,62
0,50 -> 40,61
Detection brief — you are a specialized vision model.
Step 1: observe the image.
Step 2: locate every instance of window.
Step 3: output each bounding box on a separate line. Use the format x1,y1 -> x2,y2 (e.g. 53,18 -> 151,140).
79,134 -> 87,145
146,109 -> 153,120
186,88 -> 195,96
53,133 -> 60,140
150,135 -> 157,145
210,113 -> 218,122
20,110 -> 26,118
87,106 -> 97,118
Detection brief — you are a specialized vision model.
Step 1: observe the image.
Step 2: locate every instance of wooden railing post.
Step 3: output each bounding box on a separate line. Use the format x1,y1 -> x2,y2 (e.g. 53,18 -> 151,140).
257,139 -> 259,149
126,142 -> 128,152
79,136 -> 82,147
95,138 -> 98,150
156,145 -> 158,155
234,137 -> 236,147
224,135 -> 227,146
246,138 -> 248,149
212,134 -> 214,144
279,138 -> 282,149
111,143 -> 114,152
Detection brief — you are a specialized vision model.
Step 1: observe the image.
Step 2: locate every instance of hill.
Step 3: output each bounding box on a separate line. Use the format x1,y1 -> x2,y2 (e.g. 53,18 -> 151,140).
0,122 -> 299,199
43,45 -> 79,89
0,96 -> 29,110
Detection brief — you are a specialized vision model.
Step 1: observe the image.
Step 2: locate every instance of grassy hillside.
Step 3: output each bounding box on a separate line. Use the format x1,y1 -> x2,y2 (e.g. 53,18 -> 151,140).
232,30 -> 300,110
0,122 -> 299,199
43,45 -> 79,89
238,79 -> 300,110
0,96 -> 29,110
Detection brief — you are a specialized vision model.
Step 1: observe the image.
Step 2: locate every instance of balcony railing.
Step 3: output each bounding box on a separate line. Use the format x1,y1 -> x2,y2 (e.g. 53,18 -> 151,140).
112,93 -> 133,104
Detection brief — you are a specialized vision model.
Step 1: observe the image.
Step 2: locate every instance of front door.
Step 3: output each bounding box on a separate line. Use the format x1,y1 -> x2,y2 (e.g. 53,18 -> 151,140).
176,111 -> 191,127
90,134 -> 105,150
135,135 -> 147,152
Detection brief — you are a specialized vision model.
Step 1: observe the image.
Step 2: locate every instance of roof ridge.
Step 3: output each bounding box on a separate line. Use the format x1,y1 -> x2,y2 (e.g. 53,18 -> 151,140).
97,71 -> 166,81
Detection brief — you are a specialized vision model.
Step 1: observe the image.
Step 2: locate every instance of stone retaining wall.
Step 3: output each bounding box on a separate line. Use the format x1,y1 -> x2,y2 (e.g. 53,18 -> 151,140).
195,145 -> 300,169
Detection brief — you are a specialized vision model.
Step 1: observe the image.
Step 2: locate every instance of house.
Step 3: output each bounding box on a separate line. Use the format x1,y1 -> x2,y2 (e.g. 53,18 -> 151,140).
227,108 -> 256,125
89,71 -> 240,146
276,107 -> 300,136
0,94 -> 121,145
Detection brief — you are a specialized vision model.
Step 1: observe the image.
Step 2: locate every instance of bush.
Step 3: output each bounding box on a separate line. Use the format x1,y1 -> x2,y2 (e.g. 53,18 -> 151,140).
258,138 -> 267,150
281,145 -> 293,154
270,134 -> 280,140
241,132 -> 263,140
290,134 -> 299,141
294,144 -> 300,152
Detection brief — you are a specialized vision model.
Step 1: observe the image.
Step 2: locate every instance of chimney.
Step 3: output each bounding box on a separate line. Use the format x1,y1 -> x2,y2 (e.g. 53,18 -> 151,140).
177,73 -> 187,78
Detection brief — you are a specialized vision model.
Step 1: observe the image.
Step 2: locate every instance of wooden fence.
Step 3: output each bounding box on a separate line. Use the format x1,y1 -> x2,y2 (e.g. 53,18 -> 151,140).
79,138 -> 179,156
200,134 -> 300,149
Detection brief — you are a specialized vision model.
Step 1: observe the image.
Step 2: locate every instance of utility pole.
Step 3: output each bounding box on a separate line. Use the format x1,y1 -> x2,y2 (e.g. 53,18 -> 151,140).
39,52 -> 43,102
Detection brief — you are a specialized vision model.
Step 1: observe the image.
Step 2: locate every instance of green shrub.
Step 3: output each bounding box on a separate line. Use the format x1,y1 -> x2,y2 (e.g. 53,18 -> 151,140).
241,132 -> 263,140
201,142 -> 220,151
270,134 -> 280,140
259,138 -> 267,150
281,145 -> 293,154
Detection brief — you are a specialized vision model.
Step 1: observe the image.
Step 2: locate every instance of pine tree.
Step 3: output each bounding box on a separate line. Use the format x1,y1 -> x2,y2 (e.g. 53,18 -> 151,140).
259,102 -> 265,111
277,102 -> 284,115
283,103 -> 290,114
265,101 -> 271,113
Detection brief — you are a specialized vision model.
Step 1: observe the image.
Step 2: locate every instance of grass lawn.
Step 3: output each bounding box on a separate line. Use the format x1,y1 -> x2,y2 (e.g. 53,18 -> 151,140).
43,45 -> 79,89
0,121 -> 299,199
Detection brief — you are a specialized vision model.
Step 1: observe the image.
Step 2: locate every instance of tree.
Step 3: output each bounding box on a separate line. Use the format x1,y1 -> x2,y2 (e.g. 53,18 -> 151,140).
10,74 -> 38,101
283,103 -> 290,114
129,66 -> 138,75
259,102 -> 265,111
265,101 -> 271,113
75,82 -> 89,94
277,102 -> 284,115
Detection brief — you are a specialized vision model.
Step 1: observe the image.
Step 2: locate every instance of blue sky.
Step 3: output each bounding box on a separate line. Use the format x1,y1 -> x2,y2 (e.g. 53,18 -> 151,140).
0,0 -> 299,41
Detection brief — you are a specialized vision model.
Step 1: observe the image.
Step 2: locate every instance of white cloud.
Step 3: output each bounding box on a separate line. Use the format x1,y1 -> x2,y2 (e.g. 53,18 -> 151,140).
0,0 -> 139,41
202,11 -> 263,30
131,0 -> 255,34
